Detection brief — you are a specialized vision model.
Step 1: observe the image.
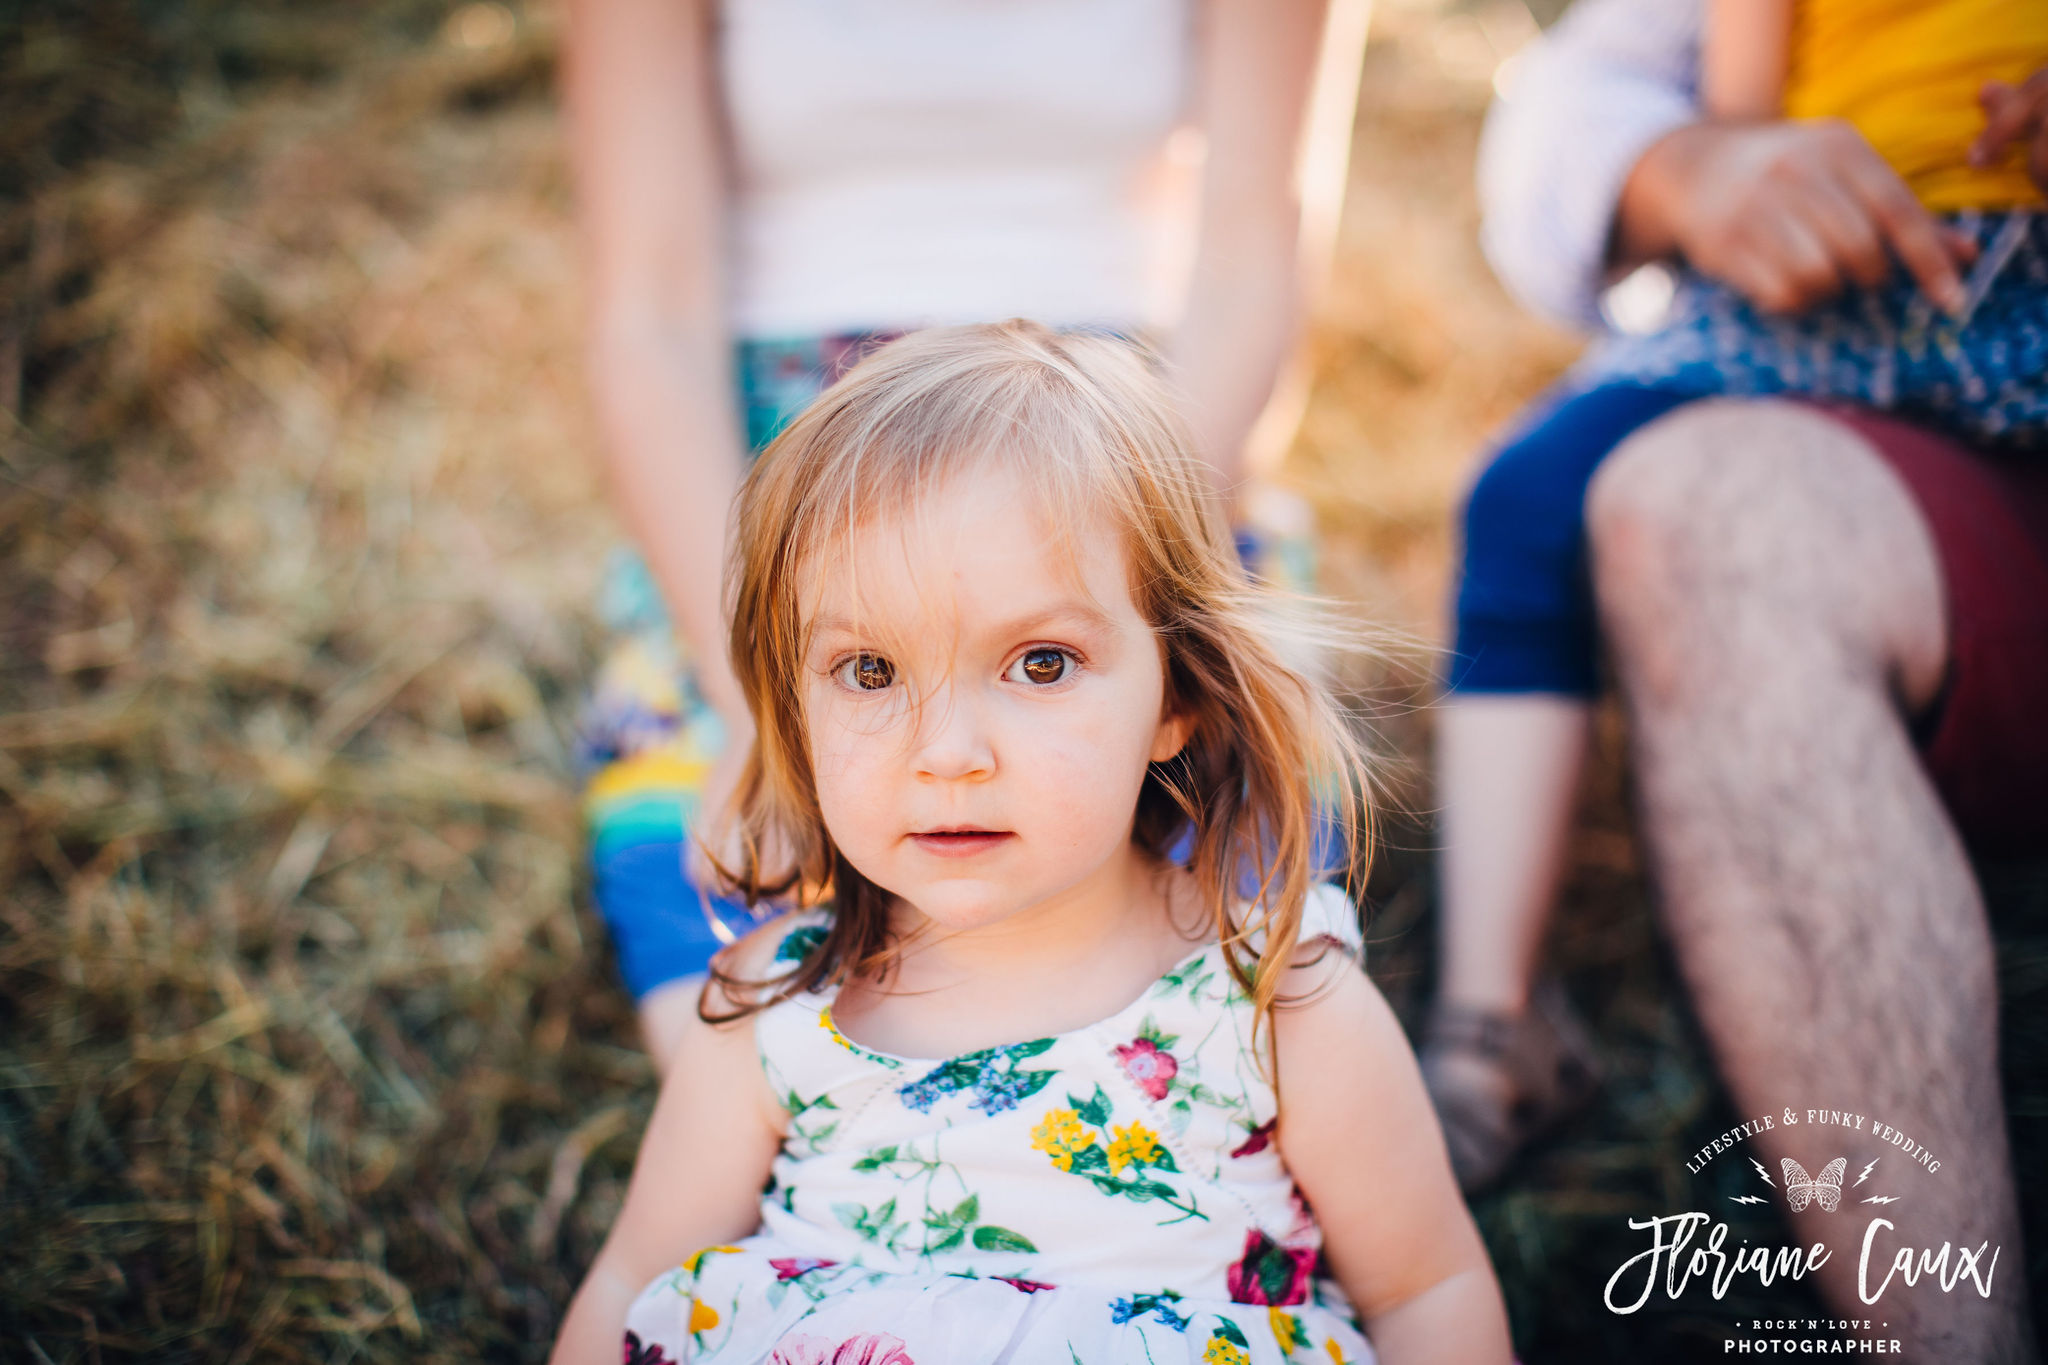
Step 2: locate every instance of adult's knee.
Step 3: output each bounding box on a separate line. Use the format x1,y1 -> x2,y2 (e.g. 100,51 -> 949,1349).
1588,400 -> 1730,576
1584,398 -> 1945,697
1584,398 -> 1839,615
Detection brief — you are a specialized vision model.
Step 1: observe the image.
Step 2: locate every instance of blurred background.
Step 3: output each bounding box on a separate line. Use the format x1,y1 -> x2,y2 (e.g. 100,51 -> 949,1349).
0,2 -> 2039,1361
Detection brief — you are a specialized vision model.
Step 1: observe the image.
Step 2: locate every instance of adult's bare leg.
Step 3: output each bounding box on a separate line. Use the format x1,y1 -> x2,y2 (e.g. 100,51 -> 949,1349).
1588,399 -> 2035,1362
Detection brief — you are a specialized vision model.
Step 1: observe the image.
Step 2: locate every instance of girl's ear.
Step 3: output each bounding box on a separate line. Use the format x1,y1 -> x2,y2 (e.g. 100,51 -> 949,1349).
1149,703 -> 1195,764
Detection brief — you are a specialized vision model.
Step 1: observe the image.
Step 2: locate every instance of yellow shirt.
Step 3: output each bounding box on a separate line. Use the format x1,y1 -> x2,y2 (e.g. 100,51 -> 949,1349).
1785,0 -> 2048,209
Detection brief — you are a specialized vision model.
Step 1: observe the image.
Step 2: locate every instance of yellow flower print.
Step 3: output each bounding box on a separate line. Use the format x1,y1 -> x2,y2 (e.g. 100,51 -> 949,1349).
1106,1120 -> 1164,1175
1030,1108 -> 1094,1171
1268,1305 -> 1299,1353
1324,1338 -> 1346,1364
687,1299 -> 720,1333
818,1007 -> 859,1053
1203,1338 -> 1250,1365
680,1244 -> 742,1274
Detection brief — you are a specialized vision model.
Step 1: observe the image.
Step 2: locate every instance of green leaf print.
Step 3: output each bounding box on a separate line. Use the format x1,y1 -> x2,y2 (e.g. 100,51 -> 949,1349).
971,1224 -> 1039,1253
1068,1085 -> 1113,1129
787,1089 -> 843,1152
1093,1176 -> 1182,1204
1010,1069 -> 1060,1107
1137,1017 -> 1180,1051
1157,957 -> 1216,999
1068,1143 -> 1111,1175
775,922 -> 827,963
850,1145 -> 898,1172
922,1195 -> 981,1238
832,1197 -> 911,1251
1214,1318 -> 1251,1348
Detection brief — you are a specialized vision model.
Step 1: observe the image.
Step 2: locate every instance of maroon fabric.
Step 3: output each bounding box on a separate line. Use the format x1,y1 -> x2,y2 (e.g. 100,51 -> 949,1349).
1822,405 -> 2048,856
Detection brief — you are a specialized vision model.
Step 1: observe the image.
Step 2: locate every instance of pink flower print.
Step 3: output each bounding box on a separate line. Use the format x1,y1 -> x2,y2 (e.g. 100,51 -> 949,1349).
1230,1119 -> 1276,1158
1225,1228 -> 1316,1307
1114,1037 -> 1179,1100
994,1276 -> 1056,1293
622,1331 -> 674,1365
769,1256 -> 837,1281
768,1334 -> 916,1365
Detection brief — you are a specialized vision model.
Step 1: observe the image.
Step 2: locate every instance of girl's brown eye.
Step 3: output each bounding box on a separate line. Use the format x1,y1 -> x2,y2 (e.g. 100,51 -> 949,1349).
837,653 -> 895,691
1014,647 -> 1071,685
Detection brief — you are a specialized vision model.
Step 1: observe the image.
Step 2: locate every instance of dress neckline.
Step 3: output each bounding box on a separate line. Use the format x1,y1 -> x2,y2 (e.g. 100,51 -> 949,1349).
811,931 -> 1229,1069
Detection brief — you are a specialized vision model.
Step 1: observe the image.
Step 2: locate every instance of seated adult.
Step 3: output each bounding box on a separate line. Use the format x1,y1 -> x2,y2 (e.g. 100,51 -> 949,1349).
1424,0 -> 2048,1356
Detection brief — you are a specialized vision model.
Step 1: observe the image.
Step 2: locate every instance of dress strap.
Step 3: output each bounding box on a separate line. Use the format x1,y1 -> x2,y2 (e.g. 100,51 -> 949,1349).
1299,881 -> 1365,960
749,912 -> 910,1149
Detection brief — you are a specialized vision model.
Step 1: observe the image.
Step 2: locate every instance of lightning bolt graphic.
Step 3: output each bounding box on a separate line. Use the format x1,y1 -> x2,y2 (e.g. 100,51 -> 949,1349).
1854,1158 -> 1879,1187
1861,1195 -> 1901,1205
1730,1195 -> 1767,1205
1751,1158 -> 1774,1187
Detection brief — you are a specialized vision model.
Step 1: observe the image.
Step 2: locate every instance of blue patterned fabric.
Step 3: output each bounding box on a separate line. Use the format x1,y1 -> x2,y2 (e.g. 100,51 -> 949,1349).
1583,210 -> 2048,450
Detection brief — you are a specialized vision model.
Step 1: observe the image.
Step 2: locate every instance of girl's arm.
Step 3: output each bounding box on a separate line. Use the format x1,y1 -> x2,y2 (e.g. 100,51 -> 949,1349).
1275,958 -> 1515,1364
549,967 -> 786,1365
1701,0 -> 1792,120
561,0 -> 750,730
1171,0 -> 1369,504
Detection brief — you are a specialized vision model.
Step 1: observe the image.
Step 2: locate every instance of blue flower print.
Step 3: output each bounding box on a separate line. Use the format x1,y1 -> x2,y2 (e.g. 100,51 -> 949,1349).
895,1039 -> 1058,1115
1109,1291 -> 1190,1331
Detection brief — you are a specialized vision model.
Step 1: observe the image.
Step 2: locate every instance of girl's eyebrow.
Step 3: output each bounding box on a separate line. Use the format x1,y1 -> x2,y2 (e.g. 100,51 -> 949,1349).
981,602 -> 1119,640
805,601 -> 1118,646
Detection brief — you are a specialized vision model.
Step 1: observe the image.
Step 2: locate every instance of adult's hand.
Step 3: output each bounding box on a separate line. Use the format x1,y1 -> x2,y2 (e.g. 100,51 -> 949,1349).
1614,118 -> 1977,315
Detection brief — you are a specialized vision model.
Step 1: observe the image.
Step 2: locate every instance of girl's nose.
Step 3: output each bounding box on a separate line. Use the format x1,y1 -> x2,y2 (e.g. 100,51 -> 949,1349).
910,686 -> 995,782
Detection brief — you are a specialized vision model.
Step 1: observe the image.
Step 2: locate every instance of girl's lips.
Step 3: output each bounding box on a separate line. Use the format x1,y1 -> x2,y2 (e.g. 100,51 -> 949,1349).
908,830 -> 1014,858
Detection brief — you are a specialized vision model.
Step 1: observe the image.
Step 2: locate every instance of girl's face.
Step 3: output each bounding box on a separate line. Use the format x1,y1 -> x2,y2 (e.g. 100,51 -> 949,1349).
800,465 -> 1192,937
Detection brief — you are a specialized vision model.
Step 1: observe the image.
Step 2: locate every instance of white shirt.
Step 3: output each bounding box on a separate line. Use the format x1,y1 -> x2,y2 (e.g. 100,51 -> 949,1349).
719,0 -> 1196,339
1476,0 -> 1703,328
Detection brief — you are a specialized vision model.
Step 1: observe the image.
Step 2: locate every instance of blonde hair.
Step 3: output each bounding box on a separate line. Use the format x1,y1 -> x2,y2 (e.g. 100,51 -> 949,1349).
707,320 -> 1371,1047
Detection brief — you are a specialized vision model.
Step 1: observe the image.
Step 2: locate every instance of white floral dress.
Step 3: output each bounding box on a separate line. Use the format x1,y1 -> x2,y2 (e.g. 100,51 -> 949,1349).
623,886 -> 1377,1365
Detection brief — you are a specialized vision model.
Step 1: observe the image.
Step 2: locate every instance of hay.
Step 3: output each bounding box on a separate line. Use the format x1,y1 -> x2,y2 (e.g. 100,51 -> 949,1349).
2,1 -> 2041,1361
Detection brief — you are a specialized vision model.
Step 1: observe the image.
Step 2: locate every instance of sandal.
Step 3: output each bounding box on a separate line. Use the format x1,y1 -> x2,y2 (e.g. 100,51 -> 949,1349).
1421,979 -> 1603,1192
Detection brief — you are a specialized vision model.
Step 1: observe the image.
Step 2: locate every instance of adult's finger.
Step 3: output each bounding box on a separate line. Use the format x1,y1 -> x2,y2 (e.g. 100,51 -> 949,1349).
1800,174 -> 1892,290
1734,213 -> 1843,313
1765,210 -> 1847,311
1842,152 -> 1967,313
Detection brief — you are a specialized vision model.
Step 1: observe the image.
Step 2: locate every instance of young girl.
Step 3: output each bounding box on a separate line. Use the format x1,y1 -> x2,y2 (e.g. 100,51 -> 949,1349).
551,323 -> 1513,1365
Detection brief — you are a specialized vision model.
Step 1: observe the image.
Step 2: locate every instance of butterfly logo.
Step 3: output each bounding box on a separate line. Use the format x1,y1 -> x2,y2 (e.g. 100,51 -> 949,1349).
1781,1157 -> 1847,1212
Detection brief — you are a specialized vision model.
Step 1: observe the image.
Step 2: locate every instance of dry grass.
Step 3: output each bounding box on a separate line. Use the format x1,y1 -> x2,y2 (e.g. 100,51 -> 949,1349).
1,2 -> 2041,1361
